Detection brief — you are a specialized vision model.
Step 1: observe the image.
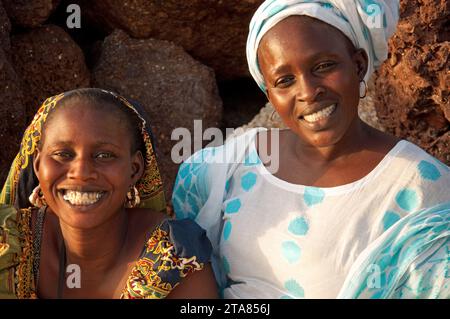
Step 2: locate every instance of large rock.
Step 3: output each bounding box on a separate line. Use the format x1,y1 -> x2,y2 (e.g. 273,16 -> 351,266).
92,30 -> 223,198
2,0 -> 60,28
0,48 -> 26,187
11,24 -> 90,120
0,1 -> 10,54
374,0 -> 449,163
82,0 -> 263,79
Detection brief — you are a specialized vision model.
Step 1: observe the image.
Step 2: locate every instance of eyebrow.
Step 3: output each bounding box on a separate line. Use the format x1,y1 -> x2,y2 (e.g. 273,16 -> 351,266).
46,141 -> 123,149
94,141 -> 123,149
269,52 -> 341,75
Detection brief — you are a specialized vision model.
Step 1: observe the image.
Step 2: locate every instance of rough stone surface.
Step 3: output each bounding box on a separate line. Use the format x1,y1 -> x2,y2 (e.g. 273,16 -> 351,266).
374,0 -> 450,163
11,24 -> 91,121
0,48 -> 26,187
82,0 -> 264,79
0,1 -> 11,55
92,30 -> 223,198
2,0 -> 60,28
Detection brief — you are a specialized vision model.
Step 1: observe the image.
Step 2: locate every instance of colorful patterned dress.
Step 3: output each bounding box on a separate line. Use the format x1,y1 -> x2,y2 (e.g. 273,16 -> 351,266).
0,205 -> 212,299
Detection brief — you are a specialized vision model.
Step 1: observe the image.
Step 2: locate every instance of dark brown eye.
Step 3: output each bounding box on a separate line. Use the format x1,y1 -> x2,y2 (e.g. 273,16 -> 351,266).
275,75 -> 295,88
95,152 -> 115,160
315,62 -> 335,71
52,151 -> 73,161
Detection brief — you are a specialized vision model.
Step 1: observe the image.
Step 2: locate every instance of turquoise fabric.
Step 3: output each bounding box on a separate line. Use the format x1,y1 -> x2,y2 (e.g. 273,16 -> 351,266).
337,202 -> 449,299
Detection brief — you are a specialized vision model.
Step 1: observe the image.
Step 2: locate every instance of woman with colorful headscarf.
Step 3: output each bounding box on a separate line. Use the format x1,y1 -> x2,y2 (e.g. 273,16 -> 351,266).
0,88 -> 217,299
172,0 -> 450,299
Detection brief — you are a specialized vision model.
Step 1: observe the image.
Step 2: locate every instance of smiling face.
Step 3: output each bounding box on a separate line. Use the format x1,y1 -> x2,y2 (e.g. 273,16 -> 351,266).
258,15 -> 368,147
33,99 -> 144,229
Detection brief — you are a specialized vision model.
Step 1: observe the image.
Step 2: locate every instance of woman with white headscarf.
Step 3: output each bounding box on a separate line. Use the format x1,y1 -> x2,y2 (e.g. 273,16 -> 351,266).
173,0 -> 450,299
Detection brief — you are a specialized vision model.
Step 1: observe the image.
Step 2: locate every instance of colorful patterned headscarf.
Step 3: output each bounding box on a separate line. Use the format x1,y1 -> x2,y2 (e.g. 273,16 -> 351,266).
246,0 -> 399,92
0,89 -> 167,213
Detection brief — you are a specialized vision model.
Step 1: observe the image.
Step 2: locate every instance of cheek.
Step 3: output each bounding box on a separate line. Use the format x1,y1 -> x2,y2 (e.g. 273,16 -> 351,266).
327,69 -> 360,102
269,90 -> 295,117
110,169 -> 131,190
106,161 -> 135,189
36,158 -> 63,191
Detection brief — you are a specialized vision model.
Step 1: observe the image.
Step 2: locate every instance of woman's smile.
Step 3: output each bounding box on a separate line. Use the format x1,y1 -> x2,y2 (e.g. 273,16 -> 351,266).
50,165 -> 118,216
297,102 -> 339,131
59,188 -> 107,209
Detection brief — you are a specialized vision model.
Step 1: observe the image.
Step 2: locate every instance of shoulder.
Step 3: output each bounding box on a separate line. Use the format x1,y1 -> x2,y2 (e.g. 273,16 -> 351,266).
397,140 -> 450,178
128,209 -> 212,261
0,205 -> 35,240
121,217 -> 213,299
386,140 -> 450,208
0,205 -> 21,253
139,217 -> 212,267
158,219 -> 212,261
0,204 -> 18,228
0,205 -> 35,298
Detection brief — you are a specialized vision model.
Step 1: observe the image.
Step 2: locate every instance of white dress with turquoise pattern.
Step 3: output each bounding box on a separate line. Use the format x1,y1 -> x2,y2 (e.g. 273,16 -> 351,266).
172,128 -> 450,299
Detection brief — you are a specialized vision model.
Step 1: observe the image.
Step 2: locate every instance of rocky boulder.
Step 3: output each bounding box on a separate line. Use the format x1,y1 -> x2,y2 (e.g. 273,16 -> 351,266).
11,24 -> 90,120
0,1 -> 10,55
81,0 -> 264,79
2,0 -> 60,28
92,30 -> 223,198
374,0 -> 449,163
0,48 -> 26,186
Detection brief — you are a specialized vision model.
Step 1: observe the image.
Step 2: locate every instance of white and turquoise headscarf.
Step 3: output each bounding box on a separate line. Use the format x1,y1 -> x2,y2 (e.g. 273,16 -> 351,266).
246,0 -> 399,92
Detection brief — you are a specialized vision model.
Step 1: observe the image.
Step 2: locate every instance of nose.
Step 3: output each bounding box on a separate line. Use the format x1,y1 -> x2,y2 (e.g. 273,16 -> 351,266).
67,157 -> 98,181
295,74 -> 324,103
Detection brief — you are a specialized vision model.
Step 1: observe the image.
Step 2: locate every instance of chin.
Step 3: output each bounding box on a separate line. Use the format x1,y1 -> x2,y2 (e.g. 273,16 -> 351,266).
308,132 -> 344,148
58,212 -> 104,230
290,125 -> 345,148
53,205 -> 119,230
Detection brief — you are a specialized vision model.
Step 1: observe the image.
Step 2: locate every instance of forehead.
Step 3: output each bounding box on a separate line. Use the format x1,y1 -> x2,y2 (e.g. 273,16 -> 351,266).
42,102 -> 132,146
258,15 -> 353,61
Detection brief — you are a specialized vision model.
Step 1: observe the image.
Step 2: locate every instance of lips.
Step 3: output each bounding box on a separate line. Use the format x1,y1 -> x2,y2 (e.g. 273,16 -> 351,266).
298,103 -> 337,123
58,188 -> 106,206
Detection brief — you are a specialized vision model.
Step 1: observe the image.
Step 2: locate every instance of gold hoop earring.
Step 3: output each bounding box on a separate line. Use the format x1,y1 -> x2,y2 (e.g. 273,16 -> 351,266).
29,185 -> 47,208
360,80 -> 368,99
125,185 -> 140,208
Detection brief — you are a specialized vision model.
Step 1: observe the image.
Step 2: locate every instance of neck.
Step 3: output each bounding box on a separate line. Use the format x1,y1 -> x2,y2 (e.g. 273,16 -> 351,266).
293,118 -> 373,164
58,210 -> 129,275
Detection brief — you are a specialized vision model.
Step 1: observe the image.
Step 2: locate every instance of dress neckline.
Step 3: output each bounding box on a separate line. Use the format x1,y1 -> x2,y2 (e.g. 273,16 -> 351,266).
251,128 -> 408,195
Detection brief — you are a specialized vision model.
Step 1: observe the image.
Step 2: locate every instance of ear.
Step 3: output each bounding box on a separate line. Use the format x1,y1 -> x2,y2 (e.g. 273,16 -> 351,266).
130,150 -> 145,185
352,49 -> 369,81
33,149 -> 41,177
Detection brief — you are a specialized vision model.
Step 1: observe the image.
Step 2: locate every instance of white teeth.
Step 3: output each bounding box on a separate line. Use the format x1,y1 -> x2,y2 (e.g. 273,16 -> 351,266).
303,104 -> 336,123
62,190 -> 104,206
